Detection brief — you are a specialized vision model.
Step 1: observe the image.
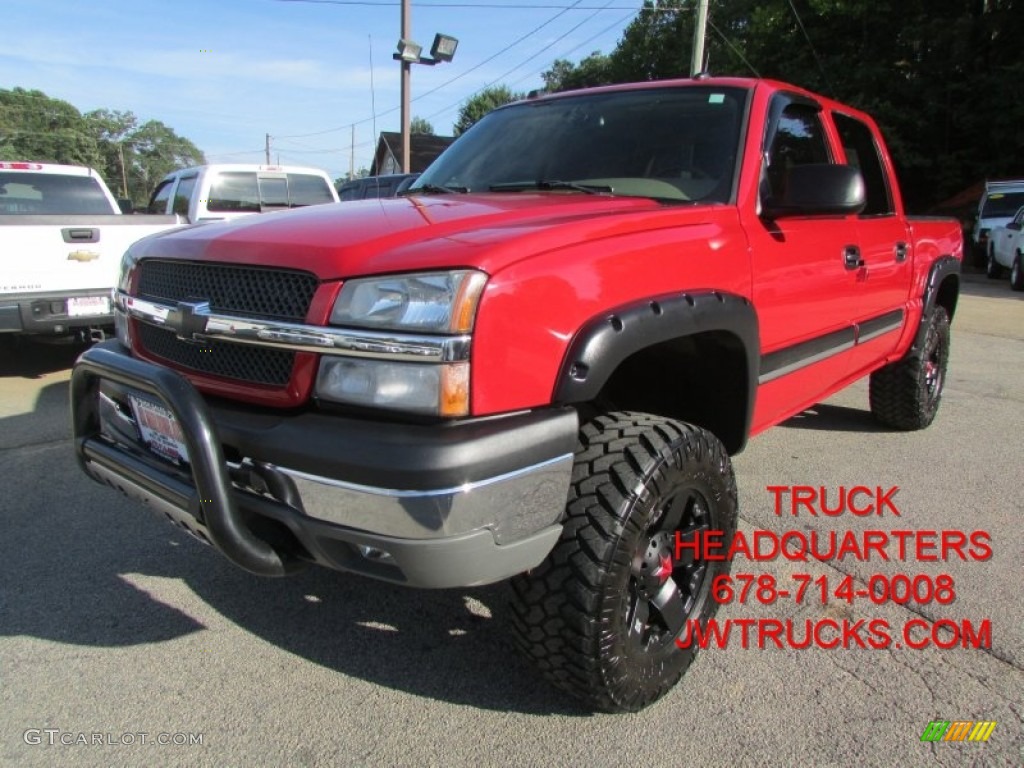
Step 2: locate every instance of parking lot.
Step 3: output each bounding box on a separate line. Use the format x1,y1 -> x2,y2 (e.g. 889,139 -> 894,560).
1,273 -> 1021,767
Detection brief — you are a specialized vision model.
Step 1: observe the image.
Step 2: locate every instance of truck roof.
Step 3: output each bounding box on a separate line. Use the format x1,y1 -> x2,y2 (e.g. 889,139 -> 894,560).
0,161 -> 104,177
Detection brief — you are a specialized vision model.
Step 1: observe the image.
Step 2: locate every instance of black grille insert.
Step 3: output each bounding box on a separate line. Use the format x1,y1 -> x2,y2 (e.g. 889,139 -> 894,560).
137,260 -> 318,321
138,323 -> 295,387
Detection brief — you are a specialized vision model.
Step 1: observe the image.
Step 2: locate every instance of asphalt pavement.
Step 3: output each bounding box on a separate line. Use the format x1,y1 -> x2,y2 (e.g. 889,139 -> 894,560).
1,274 -> 1021,767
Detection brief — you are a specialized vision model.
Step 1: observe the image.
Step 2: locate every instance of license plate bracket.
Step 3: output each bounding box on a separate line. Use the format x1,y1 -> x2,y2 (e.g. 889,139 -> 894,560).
67,296 -> 111,318
128,394 -> 189,465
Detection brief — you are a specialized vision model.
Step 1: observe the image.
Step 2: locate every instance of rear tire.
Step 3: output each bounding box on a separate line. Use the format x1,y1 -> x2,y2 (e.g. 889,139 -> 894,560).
1011,253 -> 1024,292
986,248 -> 1004,279
509,412 -> 738,712
869,307 -> 950,430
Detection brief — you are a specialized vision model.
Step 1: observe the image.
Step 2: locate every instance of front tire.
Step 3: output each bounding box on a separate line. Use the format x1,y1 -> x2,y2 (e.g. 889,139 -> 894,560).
869,306 -> 951,430
509,412 -> 738,712
1010,252 -> 1024,292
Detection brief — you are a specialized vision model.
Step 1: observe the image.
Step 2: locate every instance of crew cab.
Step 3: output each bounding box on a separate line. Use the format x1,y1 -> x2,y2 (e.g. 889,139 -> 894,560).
0,162 -> 183,340
145,164 -> 339,224
985,204 -> 1024,290
71,78 -> 962,712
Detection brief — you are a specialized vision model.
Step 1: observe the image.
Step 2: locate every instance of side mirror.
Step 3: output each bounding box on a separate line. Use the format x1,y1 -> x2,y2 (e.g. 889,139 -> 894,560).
117,197 -> 134,214
761,163 -> 866,219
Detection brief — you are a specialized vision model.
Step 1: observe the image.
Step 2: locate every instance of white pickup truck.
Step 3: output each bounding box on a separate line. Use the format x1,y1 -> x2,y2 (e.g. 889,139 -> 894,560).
0,162 -> 184,341
145,164 -> 339,223
986,203 -> 1024,290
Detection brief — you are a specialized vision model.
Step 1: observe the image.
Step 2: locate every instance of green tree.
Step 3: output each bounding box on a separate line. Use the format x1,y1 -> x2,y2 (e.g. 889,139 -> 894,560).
539,0 -> 1024,210
410,116 -> 435,135
453,86 -> 523,136
542,53 -> 613,92
0,88 -> 102,168
85,110 -> 205,206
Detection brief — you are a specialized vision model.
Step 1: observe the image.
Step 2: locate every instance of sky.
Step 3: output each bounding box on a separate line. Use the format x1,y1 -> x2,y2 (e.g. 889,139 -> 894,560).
3,0 -> 642,181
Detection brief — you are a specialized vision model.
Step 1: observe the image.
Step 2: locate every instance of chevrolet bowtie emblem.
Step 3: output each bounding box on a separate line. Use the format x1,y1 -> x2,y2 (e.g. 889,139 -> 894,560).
166,300 -> 211,341
67,250 -> 100,262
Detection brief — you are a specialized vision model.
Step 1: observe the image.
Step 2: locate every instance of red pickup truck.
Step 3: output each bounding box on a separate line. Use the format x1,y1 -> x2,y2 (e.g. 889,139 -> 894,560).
71,77 -> 962,712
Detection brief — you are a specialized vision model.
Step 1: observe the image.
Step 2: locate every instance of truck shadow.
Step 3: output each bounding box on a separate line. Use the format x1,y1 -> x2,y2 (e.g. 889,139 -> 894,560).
0,336 -> 88,378
0,375 -> 586,716
780,403 -> 888,433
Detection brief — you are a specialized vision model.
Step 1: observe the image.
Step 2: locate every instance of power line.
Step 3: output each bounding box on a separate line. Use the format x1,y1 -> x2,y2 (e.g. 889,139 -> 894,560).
273,0 -> 592,139
424,0 -> 613,123
785,0 -> 833,93
274,0 -> 648,8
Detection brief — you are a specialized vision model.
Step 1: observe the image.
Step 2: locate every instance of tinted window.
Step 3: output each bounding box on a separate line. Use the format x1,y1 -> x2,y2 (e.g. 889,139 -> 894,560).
415,86 -> 748,203
147,179 -> 174,214
207,171 -> 332,211
172,176 -> 197,216
0,172 -> 113,215
287,173 -> 334,205
763,103 -> 830,203
834,112 -> 893,215
982,192 -> 1024,218
258,176 -> 289,207
207,172 -> 260,213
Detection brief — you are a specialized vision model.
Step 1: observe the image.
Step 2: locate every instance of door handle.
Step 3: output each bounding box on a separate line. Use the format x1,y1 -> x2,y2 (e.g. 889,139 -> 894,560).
895,242 -> 908,262
844,245 -> 864,270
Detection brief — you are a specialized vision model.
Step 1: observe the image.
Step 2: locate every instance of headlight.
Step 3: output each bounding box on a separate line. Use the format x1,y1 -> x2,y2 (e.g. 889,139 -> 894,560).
316,358 -> 470,416
330,270 -> 487,332
117,248 -> 140,293
319,270 -> 486,416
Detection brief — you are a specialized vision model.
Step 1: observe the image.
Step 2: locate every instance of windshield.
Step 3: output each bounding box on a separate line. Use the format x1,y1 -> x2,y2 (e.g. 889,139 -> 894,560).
412,85 -> 749,203
981,191 -> 1024,218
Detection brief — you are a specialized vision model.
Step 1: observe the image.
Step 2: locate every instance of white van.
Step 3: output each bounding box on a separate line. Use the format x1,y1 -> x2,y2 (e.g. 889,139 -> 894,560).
146,164 -> 339,223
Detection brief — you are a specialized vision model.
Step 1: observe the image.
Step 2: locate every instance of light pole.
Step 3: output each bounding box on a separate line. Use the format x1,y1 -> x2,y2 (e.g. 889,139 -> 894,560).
394,0 -> 457,174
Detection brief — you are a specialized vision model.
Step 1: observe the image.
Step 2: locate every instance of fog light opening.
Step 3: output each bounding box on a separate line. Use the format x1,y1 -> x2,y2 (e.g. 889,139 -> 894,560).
358,545 -> 394,562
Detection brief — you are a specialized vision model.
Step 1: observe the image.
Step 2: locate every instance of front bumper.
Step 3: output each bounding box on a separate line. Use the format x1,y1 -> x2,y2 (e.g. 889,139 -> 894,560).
71,341 -> 577,587
0,290 -> 114,335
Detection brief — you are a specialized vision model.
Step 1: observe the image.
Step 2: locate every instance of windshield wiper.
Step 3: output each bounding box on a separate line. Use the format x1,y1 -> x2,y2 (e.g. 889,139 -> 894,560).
404,183 -> 468,195
488,180 -> 614,195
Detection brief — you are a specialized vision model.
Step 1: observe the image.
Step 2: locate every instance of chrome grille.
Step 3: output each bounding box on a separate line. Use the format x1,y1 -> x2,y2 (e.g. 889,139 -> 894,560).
138,323 -> 295,387
137,260 -> 317,321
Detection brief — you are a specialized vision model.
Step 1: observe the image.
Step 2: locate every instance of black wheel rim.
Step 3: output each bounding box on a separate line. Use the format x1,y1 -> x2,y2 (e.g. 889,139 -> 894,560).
626,485 -> 712,652
923,330 -> 944,405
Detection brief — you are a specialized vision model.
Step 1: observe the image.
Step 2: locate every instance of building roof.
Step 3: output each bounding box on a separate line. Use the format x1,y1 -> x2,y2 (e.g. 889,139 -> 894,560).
371,132 -> 456,175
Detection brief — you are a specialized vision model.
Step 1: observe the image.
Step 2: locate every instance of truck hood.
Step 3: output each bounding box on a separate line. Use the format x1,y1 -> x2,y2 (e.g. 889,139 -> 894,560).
131,193 -> 714,279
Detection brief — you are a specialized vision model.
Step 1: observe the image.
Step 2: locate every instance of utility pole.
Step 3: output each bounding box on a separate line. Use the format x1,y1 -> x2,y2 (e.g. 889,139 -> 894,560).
400,0 -> 412,173
691,0 -> 709,77
265,133 -> 271,165
117,141 -> 129,199
350,125 -> 355,179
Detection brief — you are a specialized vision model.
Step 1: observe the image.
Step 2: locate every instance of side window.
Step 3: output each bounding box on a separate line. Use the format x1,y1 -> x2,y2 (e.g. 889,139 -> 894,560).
147,179 -> 174,214
207,172 -> 260,213
833,113 -> 893,216
287,174 -> 335,206
763,103 -> 830,203
172,176 -> 196,216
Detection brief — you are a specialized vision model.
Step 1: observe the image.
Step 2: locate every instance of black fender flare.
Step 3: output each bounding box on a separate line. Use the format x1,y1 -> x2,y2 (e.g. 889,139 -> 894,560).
915,255 -> 960,351
552,291 -> 760,449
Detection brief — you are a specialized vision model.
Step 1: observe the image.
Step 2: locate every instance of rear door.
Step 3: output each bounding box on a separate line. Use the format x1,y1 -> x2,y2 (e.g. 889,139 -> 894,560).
831,110 -> 912,371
